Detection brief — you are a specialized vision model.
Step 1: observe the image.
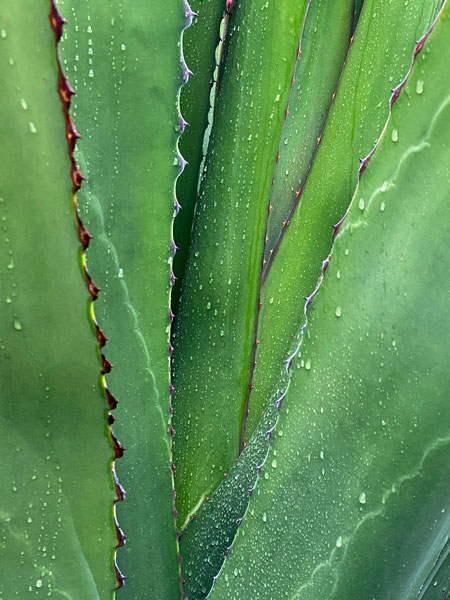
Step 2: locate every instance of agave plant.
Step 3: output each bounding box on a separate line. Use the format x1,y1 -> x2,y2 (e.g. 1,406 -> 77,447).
2,0 -> 450,598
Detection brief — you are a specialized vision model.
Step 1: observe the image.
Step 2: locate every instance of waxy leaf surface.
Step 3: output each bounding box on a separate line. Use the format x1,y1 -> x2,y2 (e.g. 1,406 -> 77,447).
209,6 -> 450,598
56,1 -> 185,597
0,2 -> 116,597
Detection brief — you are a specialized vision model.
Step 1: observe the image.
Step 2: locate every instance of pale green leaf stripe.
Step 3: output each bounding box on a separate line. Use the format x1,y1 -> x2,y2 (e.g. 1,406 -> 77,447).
209,6 -> 450,598
172,0 -> 309,528
0,2 -> 116,598
248,0 -> 443,447
56,1 -> 186,597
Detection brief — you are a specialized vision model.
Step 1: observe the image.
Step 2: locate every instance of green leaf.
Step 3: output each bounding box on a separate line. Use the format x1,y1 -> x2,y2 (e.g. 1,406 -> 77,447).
208,5 -> 450,598
173,0 -> 323,530
263,0 -> 352,265
244,0 -> 353,438
0,2 -> 116,597
180,2 -> 446,597
173,0 -> 225,314
247,0 -> 443,447
56,1 -> 186,597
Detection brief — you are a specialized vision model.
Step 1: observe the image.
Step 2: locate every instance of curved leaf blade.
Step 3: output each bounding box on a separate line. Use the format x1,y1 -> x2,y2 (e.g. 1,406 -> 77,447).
173,0 -> 225,314
172,0 -> 309,527
209,6 -> 450,598
0,2 -> 117,597
247,0 -> 443,446
56,1 -> 186,597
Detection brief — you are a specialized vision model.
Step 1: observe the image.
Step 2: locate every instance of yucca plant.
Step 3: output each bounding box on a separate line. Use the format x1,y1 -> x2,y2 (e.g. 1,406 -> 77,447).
1,0 -> 450,598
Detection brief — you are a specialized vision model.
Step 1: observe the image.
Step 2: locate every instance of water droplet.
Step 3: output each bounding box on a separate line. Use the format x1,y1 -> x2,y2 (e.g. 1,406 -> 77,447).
20,98 -> 28,110
121,43 -> 126,51
29,122 -> 37,134
269,297 -> 274,304
88,69 -> 94,78
335,306 -> 342,318
13,319 -> 22,331
391,128 -> 399,142
335,536 -> 343,548
27,517 -> 32,523
7,259 -> 14,270
358,198 -> 365,210
206,301 -> 211,310
358,492 -> 367,505
35,580 -> 43,589
262,512 -> 267,523
416,79 -> 424,95
5,296 -> 12,303
118,268 -> 123,278
271,459 -> 277,468
1,30 -> 6,39
380,202 -> 385,212
305,358 -> 311,370
336,269 -> 341,279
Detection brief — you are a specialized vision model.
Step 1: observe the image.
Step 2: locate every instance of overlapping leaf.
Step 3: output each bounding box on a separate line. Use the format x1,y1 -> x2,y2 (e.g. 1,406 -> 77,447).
173,0 -> 225,313
172,0 -> 352,532
180,1 -> 445,598
208,5 -> 450,598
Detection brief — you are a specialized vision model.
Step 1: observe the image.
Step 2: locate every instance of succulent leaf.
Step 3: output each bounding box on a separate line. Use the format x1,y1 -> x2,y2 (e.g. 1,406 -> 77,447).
56,1 -> 186,597
208,5 -> 450,598
180,1 -> 447,597
0,2 -> 117,597
173,0 -> 226,314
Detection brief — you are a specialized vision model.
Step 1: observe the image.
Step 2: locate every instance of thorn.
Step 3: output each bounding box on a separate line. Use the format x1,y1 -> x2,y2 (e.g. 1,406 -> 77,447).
268,203 -> 272,212
263,258 -> 266,265
282,221 -> 287,228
